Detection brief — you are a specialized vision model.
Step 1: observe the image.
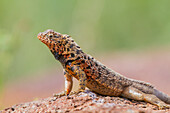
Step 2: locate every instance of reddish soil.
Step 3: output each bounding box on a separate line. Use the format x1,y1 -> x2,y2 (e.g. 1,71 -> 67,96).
1,48 -> 170,112
1,90 -> 170,113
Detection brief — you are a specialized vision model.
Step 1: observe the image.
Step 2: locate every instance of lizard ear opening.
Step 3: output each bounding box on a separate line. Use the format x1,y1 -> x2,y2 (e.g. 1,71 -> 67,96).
54,35 -> 59,38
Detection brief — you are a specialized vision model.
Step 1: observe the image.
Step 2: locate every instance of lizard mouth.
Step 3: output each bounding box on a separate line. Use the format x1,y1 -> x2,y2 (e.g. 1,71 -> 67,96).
37,32 -> 49,44
37,32 -> 45,40
37,29 -> 59,46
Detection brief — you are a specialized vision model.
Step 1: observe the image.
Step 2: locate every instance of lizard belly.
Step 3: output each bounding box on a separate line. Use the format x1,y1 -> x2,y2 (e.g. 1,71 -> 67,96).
86,78 -> 123,96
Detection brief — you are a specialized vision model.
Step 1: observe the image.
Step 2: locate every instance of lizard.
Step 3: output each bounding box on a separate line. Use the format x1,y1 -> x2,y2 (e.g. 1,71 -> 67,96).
37,29 -> 170,109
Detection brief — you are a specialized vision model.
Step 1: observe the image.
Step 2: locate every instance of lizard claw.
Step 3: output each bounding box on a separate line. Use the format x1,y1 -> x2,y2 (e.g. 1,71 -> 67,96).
158,104 -> 170,110
69,89 -> 85,95
53,91 -> 66,98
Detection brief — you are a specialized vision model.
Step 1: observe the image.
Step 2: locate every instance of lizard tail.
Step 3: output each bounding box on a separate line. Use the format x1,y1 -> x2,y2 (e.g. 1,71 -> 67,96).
131,79 -> 155,94
153,88 -> 170,104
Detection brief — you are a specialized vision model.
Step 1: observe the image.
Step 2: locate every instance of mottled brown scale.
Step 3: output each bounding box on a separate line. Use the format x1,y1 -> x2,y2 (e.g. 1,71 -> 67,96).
37,29 -> 170,109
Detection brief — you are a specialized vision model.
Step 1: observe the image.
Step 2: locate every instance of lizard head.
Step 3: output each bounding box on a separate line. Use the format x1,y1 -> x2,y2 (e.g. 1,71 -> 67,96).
37,29 -> 65,59
37,29 -> 62,47
37,29 -> 83,61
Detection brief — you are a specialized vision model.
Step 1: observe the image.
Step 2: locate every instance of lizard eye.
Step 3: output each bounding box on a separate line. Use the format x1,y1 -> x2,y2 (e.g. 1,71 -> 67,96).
49,35 -> 53,38
48,34 -> 53,40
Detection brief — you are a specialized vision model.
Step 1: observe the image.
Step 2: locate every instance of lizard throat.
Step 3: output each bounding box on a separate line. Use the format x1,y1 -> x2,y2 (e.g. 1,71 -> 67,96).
51,50 -> 66,64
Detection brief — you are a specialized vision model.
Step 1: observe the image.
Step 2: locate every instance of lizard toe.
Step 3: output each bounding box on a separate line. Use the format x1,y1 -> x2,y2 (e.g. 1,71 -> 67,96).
69,89 -> 85,95
53,91 -> 66,98
158,104 -> 170,110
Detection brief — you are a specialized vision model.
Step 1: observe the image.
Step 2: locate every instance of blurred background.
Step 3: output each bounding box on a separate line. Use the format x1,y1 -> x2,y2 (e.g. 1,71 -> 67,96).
0,0 -> 170,110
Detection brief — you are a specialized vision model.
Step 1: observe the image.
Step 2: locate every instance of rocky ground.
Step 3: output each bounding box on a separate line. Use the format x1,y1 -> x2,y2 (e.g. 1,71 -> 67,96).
1,90 -> 170,113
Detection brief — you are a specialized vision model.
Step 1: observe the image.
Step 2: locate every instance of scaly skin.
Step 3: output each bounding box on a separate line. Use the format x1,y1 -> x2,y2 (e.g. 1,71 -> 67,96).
37,29 -> 170,109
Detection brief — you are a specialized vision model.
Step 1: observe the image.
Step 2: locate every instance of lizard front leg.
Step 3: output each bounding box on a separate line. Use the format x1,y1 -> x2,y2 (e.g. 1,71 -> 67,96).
64,70 -> 73,95
66,62 -> 87,95
54,63 -> 87,97
53,70 -> 73,97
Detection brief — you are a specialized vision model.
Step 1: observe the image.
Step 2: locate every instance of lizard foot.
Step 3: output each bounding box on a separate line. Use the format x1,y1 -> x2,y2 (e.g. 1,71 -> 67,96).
69,89 -> 85,96
121,86 -> 170,110
53,91 -> 66,97
158,104 -> 170,110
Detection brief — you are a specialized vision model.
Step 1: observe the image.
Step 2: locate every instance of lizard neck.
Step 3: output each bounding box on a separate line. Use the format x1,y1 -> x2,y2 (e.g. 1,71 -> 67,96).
50,50 -> 66,65
50,36 -> 84,66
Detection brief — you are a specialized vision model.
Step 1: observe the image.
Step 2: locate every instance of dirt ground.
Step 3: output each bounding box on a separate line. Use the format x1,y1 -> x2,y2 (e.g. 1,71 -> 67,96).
1,48 -> 170,112
1,89 -> 170,113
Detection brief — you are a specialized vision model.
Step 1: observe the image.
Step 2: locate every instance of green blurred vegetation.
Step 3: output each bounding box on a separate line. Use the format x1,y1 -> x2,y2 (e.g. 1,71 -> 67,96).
0,0 -> 170,88
0,29 -> 19,105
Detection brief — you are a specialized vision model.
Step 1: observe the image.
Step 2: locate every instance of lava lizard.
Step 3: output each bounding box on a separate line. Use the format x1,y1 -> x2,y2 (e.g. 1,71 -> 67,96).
37,29 -> 170,109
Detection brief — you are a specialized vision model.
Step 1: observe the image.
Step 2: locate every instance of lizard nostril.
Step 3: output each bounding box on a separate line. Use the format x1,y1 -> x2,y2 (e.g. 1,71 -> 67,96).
37,32 -> 42,37
37,32 -> 44,40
